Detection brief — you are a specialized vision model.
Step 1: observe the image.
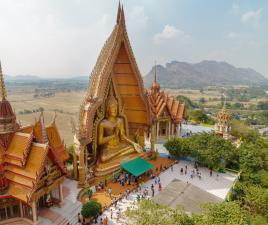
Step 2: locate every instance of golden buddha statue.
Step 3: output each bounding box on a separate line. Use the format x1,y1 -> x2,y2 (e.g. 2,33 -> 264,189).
98,94 -> 142,163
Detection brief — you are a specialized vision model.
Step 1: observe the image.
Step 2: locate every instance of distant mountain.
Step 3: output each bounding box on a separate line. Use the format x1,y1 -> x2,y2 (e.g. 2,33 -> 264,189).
144,60 -> 268,88
5,74 -> 41,81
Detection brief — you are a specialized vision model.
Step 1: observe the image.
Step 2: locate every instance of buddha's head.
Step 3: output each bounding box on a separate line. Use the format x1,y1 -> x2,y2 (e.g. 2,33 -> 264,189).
107,94 -> 118,118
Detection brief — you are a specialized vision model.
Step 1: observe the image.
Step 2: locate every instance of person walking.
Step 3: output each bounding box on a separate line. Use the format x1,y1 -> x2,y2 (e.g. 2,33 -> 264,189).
108,187 -> 112,198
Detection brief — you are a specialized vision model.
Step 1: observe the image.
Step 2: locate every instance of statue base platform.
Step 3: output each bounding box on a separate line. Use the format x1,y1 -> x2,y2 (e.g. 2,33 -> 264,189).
94,152 -> 146,177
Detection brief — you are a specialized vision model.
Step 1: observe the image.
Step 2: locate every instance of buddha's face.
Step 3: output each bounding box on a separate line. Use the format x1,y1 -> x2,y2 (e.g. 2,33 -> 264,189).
107,103 -> 118,118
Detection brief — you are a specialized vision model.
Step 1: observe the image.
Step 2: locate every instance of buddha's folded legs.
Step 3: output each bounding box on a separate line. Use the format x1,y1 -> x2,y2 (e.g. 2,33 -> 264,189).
100,145 -> 136,163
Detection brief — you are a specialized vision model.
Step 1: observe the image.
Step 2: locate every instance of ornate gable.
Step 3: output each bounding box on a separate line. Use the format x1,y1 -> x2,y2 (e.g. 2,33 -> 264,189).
79,4 -> 151,142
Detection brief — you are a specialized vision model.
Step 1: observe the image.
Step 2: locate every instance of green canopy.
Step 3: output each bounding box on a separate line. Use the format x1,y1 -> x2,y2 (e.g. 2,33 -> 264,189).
120,157 -> 154,177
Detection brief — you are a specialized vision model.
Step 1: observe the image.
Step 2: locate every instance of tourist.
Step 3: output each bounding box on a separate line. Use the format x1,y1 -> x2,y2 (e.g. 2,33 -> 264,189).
103,216 -> 108,225
216,173 -> 219,181
171,165 -> 173,172
157,175 -> 160,184
158,182 -> 162,191
154,177 -> 157,185
180,167 -> 183,175
110,209 -> 113,219
210,169 -> 213,177
108,187 -> 112,198
78,213 -> 81,223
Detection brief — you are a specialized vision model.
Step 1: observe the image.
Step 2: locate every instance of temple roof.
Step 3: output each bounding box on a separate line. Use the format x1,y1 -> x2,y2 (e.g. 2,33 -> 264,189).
79,4 -> 151,141
216,97 -> 231,123
0,62 -> 18,136
0,115 -> 68,203
147,66 -> 186,124
0,65 -> 68,203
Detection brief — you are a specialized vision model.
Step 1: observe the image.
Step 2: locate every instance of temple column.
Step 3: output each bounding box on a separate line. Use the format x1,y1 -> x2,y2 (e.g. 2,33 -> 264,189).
31,201 -> 37,224
177,124 -> 180,137
168,120 -> 171,139
171,123 -> 174,137
156,121 -> 159,142
78,145 -> 86,186
19,201 -> 23,217
150,124 -> 155,151
73,151 -> 78,180
58,184 -> 64,206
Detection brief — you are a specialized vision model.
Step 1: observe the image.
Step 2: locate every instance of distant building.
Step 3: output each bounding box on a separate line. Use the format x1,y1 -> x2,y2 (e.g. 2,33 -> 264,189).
146,65 -> 186,142
0,62 -> 68,224
214,99 -> 231,140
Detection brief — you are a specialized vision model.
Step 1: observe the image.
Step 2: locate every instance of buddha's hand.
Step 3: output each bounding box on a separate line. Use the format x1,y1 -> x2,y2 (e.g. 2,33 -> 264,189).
115,127 -> 120,136
133,142 -> 143,153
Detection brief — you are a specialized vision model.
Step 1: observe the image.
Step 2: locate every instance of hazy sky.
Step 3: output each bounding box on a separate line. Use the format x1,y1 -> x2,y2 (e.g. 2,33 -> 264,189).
0,0 -> 267,78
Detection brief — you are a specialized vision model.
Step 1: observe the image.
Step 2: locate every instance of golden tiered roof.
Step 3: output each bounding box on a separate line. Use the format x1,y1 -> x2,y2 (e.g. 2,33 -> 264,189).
216,99 -> 231,123
0,64 -> 68,203
147,67 -> 186,123
0,113 -> 68,203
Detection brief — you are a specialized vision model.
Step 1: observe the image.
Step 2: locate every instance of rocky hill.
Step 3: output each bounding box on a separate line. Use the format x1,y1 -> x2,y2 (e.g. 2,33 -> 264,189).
144,60 -> 268,88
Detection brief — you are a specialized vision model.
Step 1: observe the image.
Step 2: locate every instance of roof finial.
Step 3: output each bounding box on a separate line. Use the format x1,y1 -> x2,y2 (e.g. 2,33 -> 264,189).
154,60 -> 157,83
116,1 -> 121,24
222,93 -> 227,109
0,61 -> 7,100
120,4 -> 125,24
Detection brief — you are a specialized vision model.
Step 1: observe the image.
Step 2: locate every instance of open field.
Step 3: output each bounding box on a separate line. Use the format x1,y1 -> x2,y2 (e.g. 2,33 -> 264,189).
9,91 -> 86,145
7,85 -> 268,145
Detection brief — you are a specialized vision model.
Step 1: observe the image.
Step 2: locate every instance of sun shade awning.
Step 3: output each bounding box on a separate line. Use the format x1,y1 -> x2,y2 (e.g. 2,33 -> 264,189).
120,157 -> 154,177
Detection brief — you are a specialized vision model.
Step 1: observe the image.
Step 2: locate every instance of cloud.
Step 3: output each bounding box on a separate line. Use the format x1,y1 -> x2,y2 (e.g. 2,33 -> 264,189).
226,32 -> 240,39
153,24 -> 190,44
241,8 -> 263,26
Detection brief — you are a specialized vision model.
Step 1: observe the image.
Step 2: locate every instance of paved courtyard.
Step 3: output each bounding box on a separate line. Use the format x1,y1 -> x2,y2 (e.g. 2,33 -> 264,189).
95,160 -> 237,225
37,160 -> 236,225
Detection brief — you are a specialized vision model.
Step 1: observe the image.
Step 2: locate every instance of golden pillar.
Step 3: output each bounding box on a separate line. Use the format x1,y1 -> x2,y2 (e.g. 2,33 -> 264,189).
78,145 -> 86,186
31,201 -> 37,224
150,123 -> 156,152
19,201 -> 23,217
73,150 -> 78,180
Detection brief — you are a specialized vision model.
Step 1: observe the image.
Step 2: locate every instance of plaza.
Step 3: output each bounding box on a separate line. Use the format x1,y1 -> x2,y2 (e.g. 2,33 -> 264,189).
35,158 -> 237,225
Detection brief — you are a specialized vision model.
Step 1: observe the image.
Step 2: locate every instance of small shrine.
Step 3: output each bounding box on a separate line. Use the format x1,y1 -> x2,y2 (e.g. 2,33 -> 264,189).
214,98 -> 231,140
0,62 -> 69,224
147,65 -> 186,142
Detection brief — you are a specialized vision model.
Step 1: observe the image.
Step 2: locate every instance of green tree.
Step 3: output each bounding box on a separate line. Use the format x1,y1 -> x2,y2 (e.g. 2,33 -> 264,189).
81,200 -> 102,219
231,120 -> 259,141
195,202 -> 251,225
125,200 -> 194,225
165,133 -> 238,170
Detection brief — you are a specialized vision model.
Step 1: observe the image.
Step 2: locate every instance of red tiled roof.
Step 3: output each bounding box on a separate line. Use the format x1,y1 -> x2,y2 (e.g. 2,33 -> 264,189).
147,86 -> 186,124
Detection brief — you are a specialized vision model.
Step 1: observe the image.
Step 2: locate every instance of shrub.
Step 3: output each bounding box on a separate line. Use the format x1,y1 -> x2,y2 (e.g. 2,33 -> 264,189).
81,200 -> 102,219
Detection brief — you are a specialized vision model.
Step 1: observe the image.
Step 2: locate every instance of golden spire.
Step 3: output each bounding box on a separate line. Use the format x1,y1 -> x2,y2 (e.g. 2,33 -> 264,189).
116,1 -> 121,24
0,61 -> 7,100
121,4 -> 125,24
222,93 -> 227,109
154,60 -> 157,83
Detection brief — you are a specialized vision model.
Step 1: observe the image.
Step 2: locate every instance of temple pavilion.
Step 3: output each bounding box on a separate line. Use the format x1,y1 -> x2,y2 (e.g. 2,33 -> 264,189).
214,98 -> 231,140
147,66 -> 186,142
0,63 -> 69,224
74,4 -> 186,185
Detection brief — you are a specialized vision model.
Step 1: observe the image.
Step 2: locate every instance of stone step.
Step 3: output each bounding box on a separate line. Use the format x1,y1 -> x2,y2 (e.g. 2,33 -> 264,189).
57,202 -> 81,225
